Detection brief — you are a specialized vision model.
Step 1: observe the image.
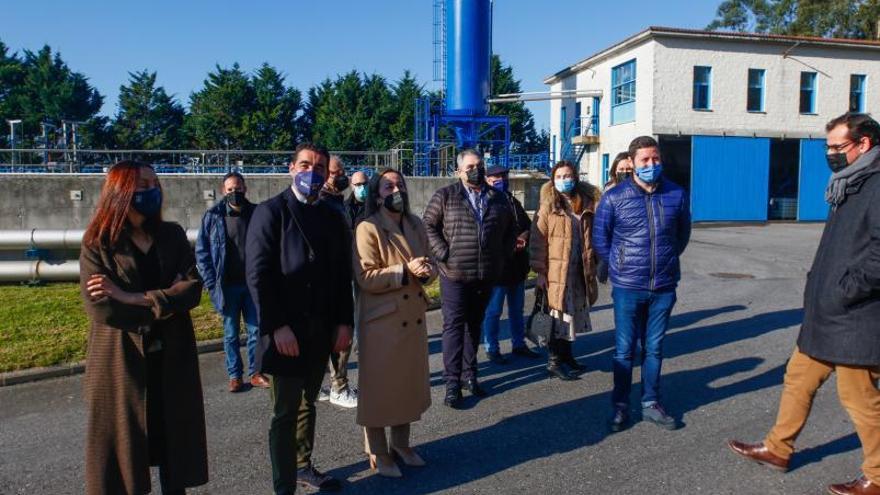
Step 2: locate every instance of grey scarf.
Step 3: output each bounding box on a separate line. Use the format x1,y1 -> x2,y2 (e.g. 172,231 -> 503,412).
825,146 -> 880,209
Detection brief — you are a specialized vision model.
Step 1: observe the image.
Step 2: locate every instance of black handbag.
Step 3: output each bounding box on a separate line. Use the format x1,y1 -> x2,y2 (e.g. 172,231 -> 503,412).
525,286 -> 556,348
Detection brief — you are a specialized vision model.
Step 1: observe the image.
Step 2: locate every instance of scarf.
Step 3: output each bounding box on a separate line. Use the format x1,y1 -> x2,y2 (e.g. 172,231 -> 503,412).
825,146 -> 880,210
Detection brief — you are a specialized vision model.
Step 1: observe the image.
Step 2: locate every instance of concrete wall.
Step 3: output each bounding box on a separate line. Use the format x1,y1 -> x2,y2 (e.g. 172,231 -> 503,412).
0,174 -> 546,230
652,37 -> 880,138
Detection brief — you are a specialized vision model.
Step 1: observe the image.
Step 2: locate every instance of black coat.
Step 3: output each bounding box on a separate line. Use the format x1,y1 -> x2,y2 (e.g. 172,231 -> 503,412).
798,158 -> 880,366
422,181 -> 515,283
499,191 -> 531,286
246,188 -> 354,377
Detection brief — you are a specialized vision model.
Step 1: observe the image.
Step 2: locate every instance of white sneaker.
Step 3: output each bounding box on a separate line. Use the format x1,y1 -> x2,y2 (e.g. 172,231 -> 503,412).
318,386 -> 331,402
329,387 -> 358,408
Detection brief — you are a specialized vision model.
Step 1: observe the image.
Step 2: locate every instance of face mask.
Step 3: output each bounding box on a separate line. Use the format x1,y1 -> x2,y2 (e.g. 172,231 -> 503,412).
466,166 -> 485,186
826,153 -> 849,173
554,178 -> 575,194
383,191 -> 406,213
616,171 -> 632,183
132,187 -> 162,217
490,178 -> 509,193
352,184 -> 368,202
226,191 -> 245,207
636,164 -> 663,184
294,170 -> 324,200
334,175 -> 350,191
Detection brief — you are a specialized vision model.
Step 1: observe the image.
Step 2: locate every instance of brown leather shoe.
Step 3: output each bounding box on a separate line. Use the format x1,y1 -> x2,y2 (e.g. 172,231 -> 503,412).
250,373 -> 270,389
727,440 -> 789,472
228,377 -> 244,393
828,476 -> 880,495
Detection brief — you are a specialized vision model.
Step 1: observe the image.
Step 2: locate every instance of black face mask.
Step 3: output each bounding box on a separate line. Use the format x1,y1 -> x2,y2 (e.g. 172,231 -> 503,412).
226,191 -> 245,207
826,153 -> 850,173
383,191 -> 406,213
616,171 -> 632,183
466,166 -> 485,186
334,175 -> 350,191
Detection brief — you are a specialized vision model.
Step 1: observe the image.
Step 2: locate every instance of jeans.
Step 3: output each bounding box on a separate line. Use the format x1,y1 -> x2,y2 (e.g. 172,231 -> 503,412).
221,284 -> 261,379
611,287 -> 677,407
481,282 -> 526,354
439,275 -> 492,385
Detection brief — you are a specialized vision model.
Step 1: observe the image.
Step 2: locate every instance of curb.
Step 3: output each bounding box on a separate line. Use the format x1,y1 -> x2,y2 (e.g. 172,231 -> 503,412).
0,280 -> 536,387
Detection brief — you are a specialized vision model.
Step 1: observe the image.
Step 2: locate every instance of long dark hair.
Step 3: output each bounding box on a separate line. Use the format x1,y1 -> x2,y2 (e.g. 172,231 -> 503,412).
83,160 -> 161,248
365,168 -> 411,217
608,152 -> 631,185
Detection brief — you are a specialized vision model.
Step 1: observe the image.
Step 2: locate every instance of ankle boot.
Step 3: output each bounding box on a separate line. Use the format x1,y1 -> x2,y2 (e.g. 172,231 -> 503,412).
560,340 -> 586,372
547,340 -> 576,381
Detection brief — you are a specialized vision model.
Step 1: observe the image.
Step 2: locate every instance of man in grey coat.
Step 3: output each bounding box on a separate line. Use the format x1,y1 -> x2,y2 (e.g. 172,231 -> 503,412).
728,113 -> 880,495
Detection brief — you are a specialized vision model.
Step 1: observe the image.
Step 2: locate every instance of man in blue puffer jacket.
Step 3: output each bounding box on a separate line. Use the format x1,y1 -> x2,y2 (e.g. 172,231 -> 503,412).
593,136 -> 691,432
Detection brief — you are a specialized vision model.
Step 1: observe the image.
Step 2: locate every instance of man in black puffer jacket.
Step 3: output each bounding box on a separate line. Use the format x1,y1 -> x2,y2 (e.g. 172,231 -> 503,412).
728,113 -> 880,495
423,149 -> 515,409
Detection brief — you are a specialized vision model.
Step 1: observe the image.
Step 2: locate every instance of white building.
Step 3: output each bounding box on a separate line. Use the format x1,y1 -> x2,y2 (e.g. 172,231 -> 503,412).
544,26 -> 880,222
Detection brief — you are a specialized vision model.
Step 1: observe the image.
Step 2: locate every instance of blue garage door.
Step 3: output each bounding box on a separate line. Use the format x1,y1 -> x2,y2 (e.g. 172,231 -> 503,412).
798,139 -> 831,221
691,136 -> 770,222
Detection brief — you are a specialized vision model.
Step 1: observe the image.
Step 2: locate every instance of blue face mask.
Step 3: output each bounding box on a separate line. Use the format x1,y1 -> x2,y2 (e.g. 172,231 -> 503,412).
554,178 -> 575,194
293,170 -> 324,200
131,187 -> 162,217
490,178 -> 509,193
636,164 -> 664,184
352,184 -> 368,202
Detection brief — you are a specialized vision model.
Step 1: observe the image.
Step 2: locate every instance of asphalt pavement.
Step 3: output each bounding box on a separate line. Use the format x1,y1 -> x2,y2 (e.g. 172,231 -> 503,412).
0,223 -> 866,495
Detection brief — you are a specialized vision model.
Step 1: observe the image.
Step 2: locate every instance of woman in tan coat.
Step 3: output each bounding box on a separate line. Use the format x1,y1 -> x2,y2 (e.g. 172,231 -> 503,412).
530,160 -> 601,381
353,168 -> 437,478
80,161 -> 207,495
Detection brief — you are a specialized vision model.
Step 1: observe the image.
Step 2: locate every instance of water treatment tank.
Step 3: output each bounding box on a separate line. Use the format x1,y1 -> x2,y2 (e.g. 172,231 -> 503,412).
444,0 -> 492,116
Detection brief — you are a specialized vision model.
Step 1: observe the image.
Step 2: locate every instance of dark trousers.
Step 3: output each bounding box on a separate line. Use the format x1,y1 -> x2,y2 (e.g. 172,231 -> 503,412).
268,321 -> 331,495
440,275 -> 492,386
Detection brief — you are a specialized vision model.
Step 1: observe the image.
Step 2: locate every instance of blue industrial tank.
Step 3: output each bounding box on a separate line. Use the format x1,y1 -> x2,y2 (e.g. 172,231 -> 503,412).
444,0 -> 492,117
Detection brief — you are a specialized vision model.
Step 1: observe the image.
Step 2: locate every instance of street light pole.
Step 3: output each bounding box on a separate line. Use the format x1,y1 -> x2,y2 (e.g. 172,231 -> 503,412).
6,119 -> 22,167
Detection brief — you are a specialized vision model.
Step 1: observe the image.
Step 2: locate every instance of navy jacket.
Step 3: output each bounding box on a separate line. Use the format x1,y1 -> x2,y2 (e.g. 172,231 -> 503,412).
195,198 -> 255,312
592,178 -> 691,291
245,188 -> 354,377
798,157 -> 880,366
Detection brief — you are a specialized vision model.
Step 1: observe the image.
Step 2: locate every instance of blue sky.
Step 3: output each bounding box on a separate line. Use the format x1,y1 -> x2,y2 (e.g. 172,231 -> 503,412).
5,1 -> 720,132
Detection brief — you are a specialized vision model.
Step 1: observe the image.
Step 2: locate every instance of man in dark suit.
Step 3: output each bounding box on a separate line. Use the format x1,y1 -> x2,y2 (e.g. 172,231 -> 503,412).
246,143 -> 354,495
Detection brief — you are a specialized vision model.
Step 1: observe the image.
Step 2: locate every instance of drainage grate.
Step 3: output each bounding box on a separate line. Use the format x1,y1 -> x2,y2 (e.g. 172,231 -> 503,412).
709,272 -> 755,279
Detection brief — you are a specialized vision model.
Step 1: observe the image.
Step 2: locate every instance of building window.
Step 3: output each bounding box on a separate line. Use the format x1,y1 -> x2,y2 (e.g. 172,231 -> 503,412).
574,101 -> 582,136
800,72 -> 817,114
611,59 -> 636,125
693,66 -> 711,110
850,74 -> 866,113
602,153 -> 610,185
747,68 -> 765,112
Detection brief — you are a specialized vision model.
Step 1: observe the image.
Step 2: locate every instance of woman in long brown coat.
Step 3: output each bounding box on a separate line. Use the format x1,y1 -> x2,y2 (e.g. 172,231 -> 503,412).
80,161 -> 207,495
530,160 -> 601,381
353,168 -> 437,478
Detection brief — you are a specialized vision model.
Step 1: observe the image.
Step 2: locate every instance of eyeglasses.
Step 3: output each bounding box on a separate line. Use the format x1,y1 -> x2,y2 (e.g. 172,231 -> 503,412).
826,141 -> 855,153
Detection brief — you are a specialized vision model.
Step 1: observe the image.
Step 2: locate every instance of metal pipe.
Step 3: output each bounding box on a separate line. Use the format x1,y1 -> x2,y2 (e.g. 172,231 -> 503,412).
0,260 -> 81,282
0,229 -> 198,250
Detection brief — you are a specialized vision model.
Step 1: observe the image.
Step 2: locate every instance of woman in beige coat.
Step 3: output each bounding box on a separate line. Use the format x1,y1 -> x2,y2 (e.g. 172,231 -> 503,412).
353,168 -> 437,478
530,160 -> 601,381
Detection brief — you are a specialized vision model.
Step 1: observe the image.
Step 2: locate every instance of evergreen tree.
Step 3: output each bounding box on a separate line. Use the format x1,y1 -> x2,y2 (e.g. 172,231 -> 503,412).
708,0 -> 880,39
112,70 -> 185,149
243,64 -> 302,150
186,63 -> 255,149
389,70 -> 424,146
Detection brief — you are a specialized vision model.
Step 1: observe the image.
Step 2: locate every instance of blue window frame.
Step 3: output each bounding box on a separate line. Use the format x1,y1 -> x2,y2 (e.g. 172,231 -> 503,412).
693,66 -> 711,110
574,101 -> 582,136
747,68 -> 765,112
800,72 -> 817,114
592,97 -> 600,134
850,74 -> 866,113
602,153 -> 610,185
611,59 -> 636,125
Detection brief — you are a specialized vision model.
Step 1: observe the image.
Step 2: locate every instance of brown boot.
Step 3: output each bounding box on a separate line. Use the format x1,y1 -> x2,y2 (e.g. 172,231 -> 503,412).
250,373 -> 270,389
727,440 -> 789,472
828,476 -> 880,495
228,377 -> 244,393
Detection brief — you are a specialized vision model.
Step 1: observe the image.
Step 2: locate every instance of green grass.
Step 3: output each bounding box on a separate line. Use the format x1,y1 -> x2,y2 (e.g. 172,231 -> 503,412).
0,283 -> 222,373
0,274 -> 534,373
